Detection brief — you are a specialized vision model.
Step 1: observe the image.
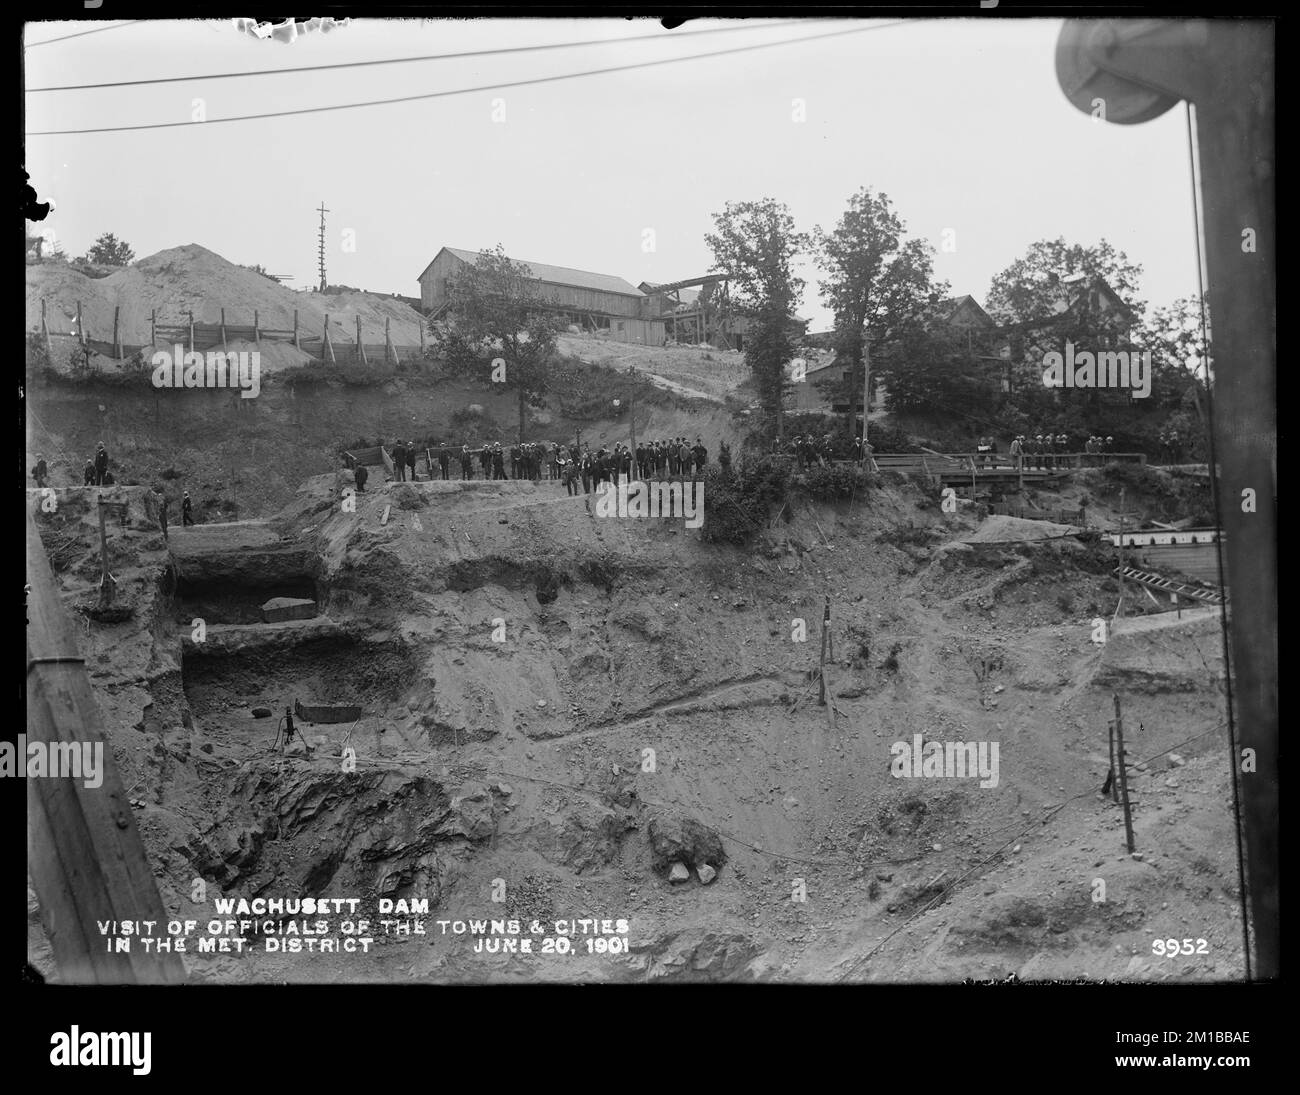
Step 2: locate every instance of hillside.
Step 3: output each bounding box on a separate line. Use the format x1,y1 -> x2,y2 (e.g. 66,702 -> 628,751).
28,471 -> 1241,983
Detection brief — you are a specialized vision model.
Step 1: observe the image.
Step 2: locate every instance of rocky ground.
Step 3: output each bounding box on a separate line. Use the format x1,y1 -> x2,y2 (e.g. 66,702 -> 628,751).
27,465 -> 1241,983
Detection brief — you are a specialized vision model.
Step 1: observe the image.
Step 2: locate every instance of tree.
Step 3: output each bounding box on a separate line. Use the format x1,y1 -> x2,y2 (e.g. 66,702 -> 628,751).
87,232 -> 134,266
705,199 -> 807,441
1139,295 -> 1211,406
986,238 -> 1146,412
985,238 -> 1145,326
814,187 -> 943,439
876,325 -> 992,417
440,245 -> 563,443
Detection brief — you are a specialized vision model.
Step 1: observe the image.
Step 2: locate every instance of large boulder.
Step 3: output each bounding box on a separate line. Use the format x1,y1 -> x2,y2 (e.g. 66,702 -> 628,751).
647,814 -> 726,875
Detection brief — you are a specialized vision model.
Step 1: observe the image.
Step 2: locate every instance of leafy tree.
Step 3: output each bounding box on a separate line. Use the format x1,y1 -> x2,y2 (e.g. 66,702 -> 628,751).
86,232 -> 135,266
1139,295 -> 1211,407
814,188 -> 942,438
986,238 -> 1145,325
986,238 -> 1146,411
705,199 -> 807,441
876,324 -> 992,417
440,245 -> 563,443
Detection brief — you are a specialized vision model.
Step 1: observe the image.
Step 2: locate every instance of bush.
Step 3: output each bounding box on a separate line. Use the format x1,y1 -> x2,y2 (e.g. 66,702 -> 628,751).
795,462 -> 876,501
699,457 -> 791,545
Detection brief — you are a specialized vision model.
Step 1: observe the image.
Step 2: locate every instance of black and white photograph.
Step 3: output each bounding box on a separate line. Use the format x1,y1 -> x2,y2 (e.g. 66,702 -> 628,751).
21,6 -> 1276,1062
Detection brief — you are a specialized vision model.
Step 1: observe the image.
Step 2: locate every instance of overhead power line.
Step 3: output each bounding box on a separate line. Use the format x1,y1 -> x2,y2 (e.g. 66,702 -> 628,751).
25,21 -> 144,48
27,19 -> 836,92
26,21 -> 907,137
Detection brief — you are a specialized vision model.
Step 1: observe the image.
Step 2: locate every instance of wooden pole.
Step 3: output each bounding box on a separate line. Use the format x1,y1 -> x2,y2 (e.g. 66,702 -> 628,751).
817,596 -> 830,706
112,306 -> 121,359
96,498 -> 112,606
253,309 -> 260,347
419,315 -> 426,354
1107,721 -> 1119,802
1117,489 -> 1126,617
861,333 -> 871,450
385,317 -> 393,365
188,311 -> 195,354
293,308 -> 300,349
324,314 -> 335,364
220,307 -> 227,350
41,298 -> 54,363
1195,23 -> 1278,979
1113,694 -> 1136,853
356,315 -> 366,365
26,511 -> 186,985
150,307 -> 156,348
76,300 -> 85,346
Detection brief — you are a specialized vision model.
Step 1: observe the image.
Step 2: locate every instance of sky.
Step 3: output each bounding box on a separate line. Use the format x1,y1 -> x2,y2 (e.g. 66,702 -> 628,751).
24,16 -> 1203,332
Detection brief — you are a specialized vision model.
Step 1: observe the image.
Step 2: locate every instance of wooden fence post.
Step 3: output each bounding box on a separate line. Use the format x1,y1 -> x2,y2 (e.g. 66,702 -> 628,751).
1113,694 -> 1136,853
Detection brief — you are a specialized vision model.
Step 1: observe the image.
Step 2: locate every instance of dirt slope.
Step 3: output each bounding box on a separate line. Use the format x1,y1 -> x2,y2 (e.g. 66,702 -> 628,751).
28,472 -> 1241,983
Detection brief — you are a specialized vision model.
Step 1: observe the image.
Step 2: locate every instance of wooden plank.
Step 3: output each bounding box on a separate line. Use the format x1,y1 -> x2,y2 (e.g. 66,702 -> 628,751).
25,511 -> 186,984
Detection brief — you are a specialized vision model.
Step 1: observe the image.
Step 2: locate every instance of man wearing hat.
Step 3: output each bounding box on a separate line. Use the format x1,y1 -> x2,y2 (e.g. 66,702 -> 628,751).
182,491 -> 195,527
94,441 -> 109,485
33,453 -> 48,488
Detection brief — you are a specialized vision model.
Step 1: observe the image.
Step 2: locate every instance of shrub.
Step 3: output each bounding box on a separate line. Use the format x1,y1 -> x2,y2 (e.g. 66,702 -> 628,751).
699,457 -> 791,545
795,462 -> 876,501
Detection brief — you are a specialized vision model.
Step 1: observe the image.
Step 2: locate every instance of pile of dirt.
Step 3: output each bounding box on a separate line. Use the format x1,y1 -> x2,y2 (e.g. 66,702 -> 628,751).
962,515 -> 1081,543
27,244 -> 426,357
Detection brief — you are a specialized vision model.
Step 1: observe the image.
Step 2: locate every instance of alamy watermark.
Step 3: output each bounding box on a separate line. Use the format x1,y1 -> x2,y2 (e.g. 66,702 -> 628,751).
890,734 -> 1000,788
151,344 -> 260,399
592,480 -> 704,529
1042,341 -> 1151,399
1,735 -> 103,788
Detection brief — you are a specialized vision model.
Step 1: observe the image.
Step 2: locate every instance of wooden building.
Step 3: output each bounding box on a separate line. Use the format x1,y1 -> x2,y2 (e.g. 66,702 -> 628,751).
418,246 -> 665,346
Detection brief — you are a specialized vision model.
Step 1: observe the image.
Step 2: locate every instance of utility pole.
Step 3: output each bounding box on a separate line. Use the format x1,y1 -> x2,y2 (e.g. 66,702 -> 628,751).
1056,16 -> 1276,979
1117,487 -> 1126,618
627,370 -> 637,470
861,332 -> 871,452
1113,694 -> 1136,853
316,201 -> 329,292
817,596 -> 831,706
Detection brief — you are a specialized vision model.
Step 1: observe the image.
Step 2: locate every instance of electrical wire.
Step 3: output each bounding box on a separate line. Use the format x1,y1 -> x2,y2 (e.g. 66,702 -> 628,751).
24,21 -> 144,49
26,21 -> 906,137
26,19 -> 838,92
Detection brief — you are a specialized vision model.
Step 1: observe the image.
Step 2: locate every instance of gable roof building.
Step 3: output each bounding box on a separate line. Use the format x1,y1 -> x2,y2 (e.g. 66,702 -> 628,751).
418,246 -> 663,346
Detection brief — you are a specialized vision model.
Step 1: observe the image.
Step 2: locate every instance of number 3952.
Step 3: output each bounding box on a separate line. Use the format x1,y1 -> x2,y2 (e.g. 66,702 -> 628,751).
1152,938 -> 1209,956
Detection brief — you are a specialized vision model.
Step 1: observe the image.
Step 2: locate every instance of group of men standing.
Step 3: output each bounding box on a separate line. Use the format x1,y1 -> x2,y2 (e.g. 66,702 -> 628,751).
31,442 -> 111,489
1007,432 -> 1115,469
375,436 -> 714,492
